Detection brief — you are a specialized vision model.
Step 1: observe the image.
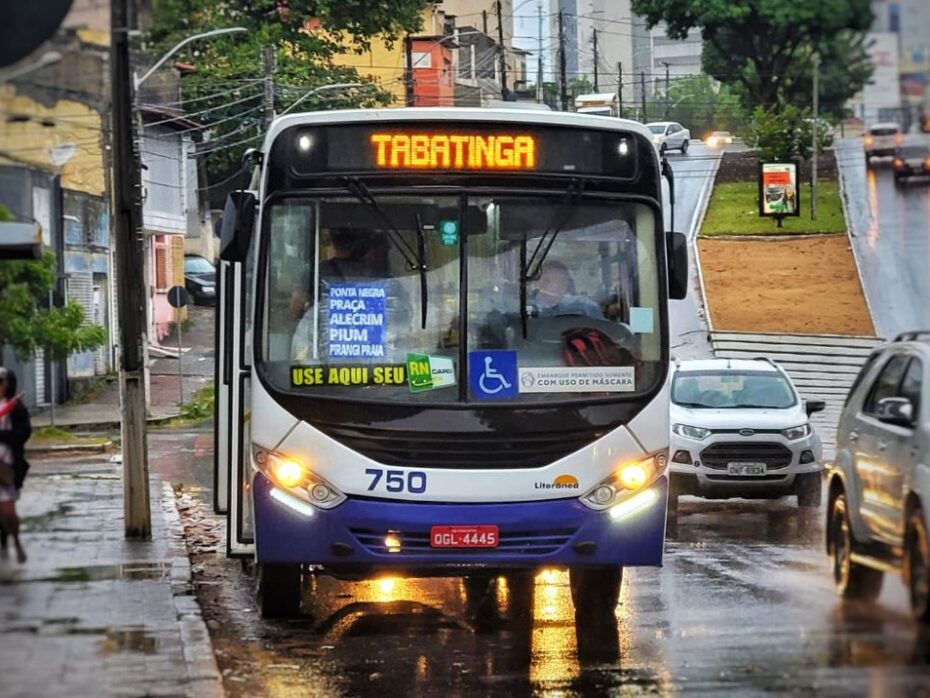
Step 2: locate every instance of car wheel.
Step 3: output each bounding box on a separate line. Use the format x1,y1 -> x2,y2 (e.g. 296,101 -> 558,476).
570,566 -> 622,622
796,472 -> 823,508
905,507 -> 930,623
257,563 -> 302,619
680,139 -> 689,154
829,493 -> 883,600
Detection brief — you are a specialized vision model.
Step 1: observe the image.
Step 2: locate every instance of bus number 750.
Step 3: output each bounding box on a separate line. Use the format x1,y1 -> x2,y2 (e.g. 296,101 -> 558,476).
365,468 -> 427,494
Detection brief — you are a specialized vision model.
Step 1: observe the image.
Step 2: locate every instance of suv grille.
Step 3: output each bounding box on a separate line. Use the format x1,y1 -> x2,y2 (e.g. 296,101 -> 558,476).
316,424 -> 604,469
700,442 -> 793,471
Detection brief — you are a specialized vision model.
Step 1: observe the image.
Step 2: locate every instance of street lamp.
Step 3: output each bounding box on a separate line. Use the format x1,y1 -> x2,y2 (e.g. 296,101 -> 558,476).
134,27 -> 247,90
279,82 -> 371,116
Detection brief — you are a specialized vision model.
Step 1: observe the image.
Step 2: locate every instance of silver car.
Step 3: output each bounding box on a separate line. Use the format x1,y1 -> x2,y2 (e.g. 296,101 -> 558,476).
827,332 -> 930,622
647,121 -> 690,155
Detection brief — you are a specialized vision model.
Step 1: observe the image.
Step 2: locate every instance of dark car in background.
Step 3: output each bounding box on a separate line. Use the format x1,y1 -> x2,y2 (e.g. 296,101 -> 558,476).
184,255 -> 216,305
893,143 -> 930,186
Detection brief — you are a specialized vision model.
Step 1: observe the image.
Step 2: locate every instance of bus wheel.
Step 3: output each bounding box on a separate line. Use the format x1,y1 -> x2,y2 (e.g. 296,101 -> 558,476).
257,563 -> 302,619
570,567 -> 623,621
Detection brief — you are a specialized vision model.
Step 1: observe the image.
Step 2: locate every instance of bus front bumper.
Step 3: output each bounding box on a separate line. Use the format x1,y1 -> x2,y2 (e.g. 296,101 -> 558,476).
252,474 -> 668,569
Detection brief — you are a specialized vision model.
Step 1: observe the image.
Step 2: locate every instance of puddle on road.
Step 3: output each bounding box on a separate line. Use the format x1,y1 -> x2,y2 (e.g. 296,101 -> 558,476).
98,628 -> 160,656
53,561 -> 173,583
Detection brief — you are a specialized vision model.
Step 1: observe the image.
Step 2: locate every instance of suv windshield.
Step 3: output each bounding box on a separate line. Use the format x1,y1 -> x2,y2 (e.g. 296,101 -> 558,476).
870,127 -> 899,136
672,370 -> 797,409
258,194 -> 662,403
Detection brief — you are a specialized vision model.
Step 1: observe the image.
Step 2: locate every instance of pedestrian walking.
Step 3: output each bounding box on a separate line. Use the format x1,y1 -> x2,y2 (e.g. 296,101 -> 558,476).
0,367 -> 31,563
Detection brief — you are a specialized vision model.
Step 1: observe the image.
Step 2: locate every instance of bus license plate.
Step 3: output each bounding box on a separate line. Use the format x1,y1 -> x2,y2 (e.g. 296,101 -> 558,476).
727,462 -> 767,476
430,525 -> 499,548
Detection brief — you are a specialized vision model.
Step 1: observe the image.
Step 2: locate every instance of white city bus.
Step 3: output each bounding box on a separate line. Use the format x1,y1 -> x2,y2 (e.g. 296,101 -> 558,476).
214,108 -> 688,619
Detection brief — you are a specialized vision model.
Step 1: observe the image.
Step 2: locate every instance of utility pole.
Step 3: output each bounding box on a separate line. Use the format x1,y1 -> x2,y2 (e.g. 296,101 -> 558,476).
811,53 -> 820,220
592,29 -> 598,92
662,61 -> 670,119
558,10 -> 567,111
617,61 -> 623,118
262,45 -> 275,127
404,36 -> 414,106
496,0 -> 508,100
482,10 -> 488,36
536,4 -> 543,103
111,0 -> 151,539
640,71 -> 647,122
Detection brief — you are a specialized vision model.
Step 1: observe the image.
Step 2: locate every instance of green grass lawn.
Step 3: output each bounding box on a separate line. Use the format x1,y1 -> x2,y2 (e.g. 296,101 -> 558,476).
701,180 -> 846,235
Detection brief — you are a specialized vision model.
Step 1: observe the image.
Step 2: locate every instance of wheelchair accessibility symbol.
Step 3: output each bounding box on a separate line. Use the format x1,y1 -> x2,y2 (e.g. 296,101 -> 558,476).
469,351 -> 518,399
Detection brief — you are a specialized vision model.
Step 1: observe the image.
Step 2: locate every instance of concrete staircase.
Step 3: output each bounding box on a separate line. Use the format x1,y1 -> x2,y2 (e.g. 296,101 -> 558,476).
709,332 -> 885,460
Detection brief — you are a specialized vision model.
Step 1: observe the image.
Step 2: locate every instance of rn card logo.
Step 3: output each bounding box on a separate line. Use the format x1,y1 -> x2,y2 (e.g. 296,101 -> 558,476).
468,350 -> 518,400
406,353 -> 456,393
535,474 -> 580,491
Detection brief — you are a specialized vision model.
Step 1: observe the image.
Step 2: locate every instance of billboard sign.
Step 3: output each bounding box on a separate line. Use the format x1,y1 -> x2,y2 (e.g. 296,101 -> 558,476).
758,163 -> 800,218
863,32 -> 901,115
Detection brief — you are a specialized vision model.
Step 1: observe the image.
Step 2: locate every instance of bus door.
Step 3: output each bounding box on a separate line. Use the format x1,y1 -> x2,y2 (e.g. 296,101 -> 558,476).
214,191 -> 257,556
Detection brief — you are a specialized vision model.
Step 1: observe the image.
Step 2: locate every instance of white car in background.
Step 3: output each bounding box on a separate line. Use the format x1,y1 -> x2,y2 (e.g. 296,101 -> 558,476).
668,358 -> 825,514
647,121 -> 691,155
863,122 -> 904,166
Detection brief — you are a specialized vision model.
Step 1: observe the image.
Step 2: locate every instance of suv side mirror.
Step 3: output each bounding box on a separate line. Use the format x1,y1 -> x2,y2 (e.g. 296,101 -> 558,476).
667,231 -> 688,300
805,399 -> 826,416
219,191 -> 257,262
875,397 -> 915,427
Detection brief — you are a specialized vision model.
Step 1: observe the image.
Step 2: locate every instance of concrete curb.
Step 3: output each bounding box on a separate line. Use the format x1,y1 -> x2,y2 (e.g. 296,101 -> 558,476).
834,145 -> 881,339
160,481 -> 226,698
25,440 -> 114,456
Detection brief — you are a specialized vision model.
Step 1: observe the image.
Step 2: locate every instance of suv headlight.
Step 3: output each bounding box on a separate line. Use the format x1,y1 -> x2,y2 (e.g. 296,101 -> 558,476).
253,447 -> 346,509
580,453 -> 668,511
782,424 -> 812,441
672,423 -> 712,440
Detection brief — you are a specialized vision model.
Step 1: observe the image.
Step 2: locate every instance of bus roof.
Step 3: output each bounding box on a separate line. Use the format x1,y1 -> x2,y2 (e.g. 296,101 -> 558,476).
264,107 -> 653,152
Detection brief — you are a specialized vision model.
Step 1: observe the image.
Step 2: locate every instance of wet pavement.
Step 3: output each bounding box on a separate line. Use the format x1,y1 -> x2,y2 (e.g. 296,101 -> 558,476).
665,144 -> 719,360
143,430 -> 930,697
0,455 -> 223,698
836,136 -> 930,340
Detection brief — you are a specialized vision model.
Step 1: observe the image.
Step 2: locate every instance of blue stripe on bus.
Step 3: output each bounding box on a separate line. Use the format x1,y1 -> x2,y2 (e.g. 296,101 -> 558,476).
252,474 -> 667,568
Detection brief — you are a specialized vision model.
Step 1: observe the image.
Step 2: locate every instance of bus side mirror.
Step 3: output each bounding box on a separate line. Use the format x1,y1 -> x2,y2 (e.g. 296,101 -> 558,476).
667,231 -> 688,300
219,191 -> 257,262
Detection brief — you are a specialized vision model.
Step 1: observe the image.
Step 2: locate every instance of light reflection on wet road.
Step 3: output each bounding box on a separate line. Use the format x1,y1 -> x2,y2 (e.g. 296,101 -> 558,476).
144,432 -> 930,696
836,137 -> 930,339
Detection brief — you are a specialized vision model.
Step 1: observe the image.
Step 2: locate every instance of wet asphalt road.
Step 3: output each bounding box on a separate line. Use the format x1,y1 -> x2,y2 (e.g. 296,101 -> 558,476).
836,136 -> 930,340
665,143 -> 719,360
140,431 -> 930,696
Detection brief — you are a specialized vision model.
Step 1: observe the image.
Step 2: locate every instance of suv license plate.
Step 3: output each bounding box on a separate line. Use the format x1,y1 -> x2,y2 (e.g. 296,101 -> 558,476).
727,462 -> 767,476
430,525 -> 499,548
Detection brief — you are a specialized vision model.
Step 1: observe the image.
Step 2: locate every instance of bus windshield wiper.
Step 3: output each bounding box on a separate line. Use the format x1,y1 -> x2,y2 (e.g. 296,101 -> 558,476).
519,179 -> 584,337
414,214 -> 429,329
343,179 -> 428,328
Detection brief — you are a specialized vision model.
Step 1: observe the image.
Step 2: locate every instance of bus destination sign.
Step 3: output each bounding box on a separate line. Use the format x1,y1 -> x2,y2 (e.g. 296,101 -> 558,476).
370,133 -> 537,171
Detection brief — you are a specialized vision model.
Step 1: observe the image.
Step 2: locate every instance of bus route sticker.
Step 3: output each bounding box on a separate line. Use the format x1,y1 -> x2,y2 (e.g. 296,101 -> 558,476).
518,366 -> 635,393
406,353 -> 456,393
327,282 -> 387,360
468,350 -> 518,399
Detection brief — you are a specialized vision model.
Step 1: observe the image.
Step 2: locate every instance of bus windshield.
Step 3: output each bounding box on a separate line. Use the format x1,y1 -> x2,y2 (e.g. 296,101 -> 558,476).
258,193 -> 663,403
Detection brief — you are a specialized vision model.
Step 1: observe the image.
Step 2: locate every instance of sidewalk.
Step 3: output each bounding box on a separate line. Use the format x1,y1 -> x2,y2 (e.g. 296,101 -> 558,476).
0,466 -> 224,698
31,402 -> 182,430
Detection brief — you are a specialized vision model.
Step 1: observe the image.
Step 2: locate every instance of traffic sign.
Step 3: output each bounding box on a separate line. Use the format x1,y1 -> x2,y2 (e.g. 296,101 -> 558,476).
167,286 -> 189,308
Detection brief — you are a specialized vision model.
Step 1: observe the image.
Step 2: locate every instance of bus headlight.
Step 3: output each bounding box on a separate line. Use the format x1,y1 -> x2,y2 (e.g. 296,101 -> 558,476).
580,453 -> 667,511
253,447 -> 347,510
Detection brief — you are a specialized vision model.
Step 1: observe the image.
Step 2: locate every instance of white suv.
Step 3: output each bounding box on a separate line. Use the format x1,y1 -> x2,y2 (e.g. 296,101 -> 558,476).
863,122 -> 903,167
826,333 -> 930,622
668,358 -> 825,514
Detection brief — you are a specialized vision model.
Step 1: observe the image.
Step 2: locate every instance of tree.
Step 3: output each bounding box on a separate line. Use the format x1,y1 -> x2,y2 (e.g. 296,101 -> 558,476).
746,105 -> 832,162
648,75 -> 746,137
0,206 -> 106,419
631,0 -> 873,112
145,0 -> 429,179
